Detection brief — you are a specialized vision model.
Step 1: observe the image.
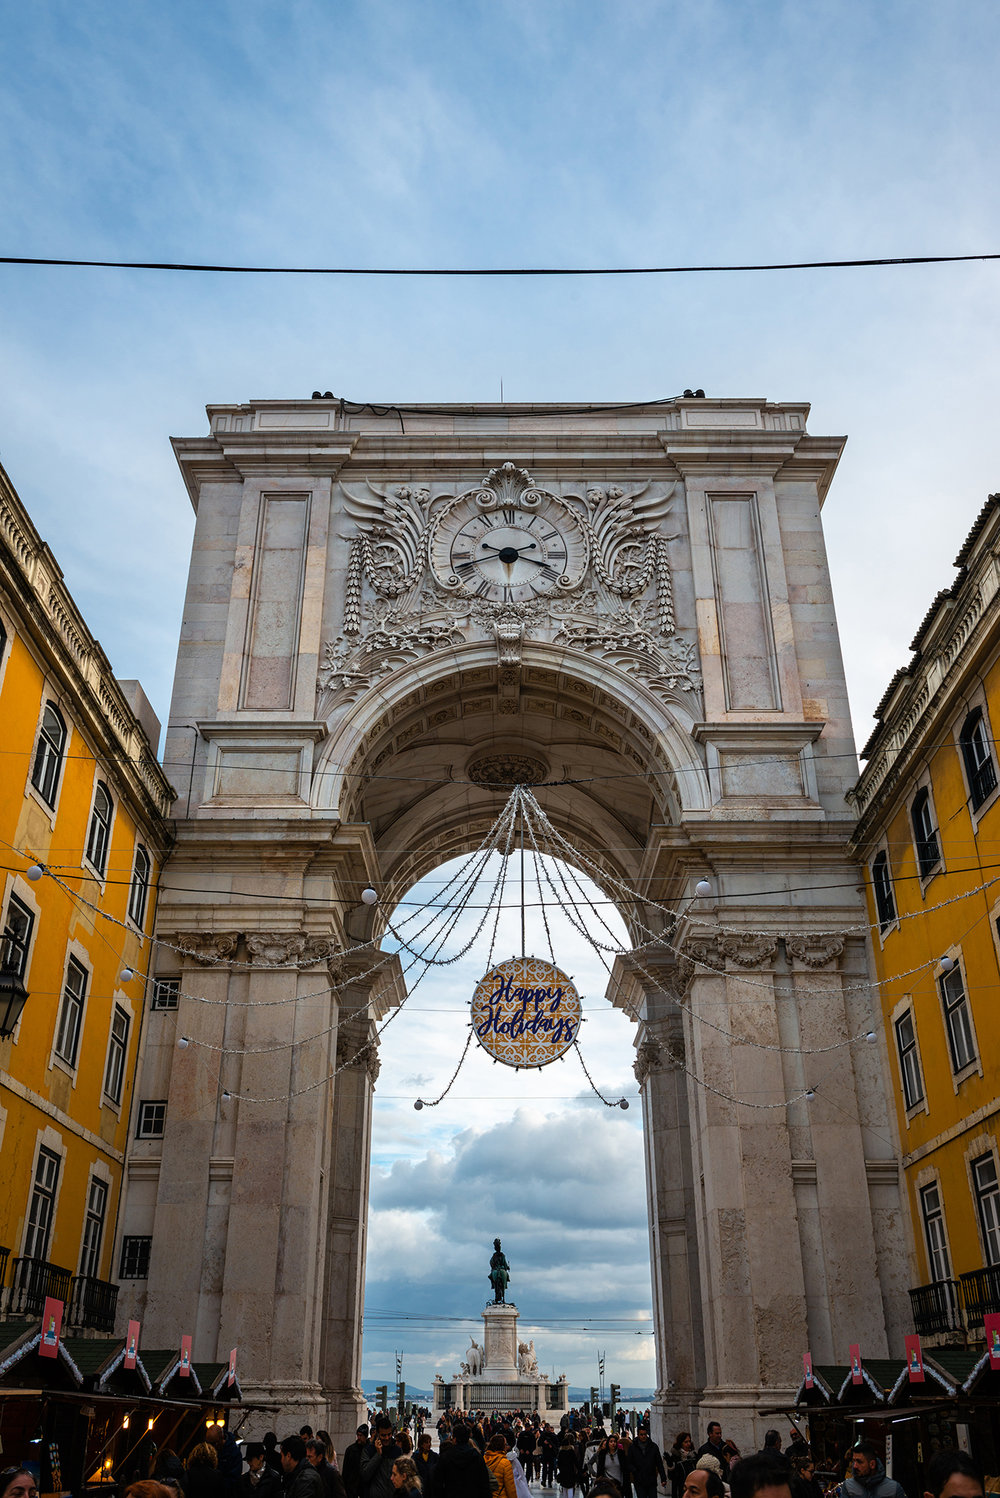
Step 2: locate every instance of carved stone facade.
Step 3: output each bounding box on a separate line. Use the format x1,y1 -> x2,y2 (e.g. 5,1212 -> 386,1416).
117,396 -> 908,1454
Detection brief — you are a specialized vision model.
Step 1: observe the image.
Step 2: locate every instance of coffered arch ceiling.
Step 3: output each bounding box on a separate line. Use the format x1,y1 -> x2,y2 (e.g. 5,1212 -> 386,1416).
314,642 -> 710,915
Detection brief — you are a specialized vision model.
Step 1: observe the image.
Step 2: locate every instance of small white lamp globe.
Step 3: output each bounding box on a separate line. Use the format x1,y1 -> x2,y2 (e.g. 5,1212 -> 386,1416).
361,887 -> 378,906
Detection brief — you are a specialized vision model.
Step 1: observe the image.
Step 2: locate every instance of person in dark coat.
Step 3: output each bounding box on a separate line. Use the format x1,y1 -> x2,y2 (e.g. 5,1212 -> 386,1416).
306,1441 -> 346,1498
342,1428 -> 368,1498
280,1438 -> 325,1498
628,1429 -> 667,1498
261,1437 -> 283,1478
184,1445 -> 225,1498
433,1424 -> 492,1498
242,1446 -> 280,1498
414,1435 -> 437,1492
360,1418 -> 402,1498
556,1434 -> 583,1497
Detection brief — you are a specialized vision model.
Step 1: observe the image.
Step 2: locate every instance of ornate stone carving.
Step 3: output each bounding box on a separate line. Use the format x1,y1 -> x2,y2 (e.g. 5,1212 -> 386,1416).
682,933 -> 778,970
245,932 -> 341,966
317,596 -> 468,711
342,480 -> 430,616
634,1038 -> 663,1086
167,932 -> 240,966
584,482 -> 677,632
467,753 -> 549,789
336,1024 -> 380,1085
785,934 -> 845,969
552,598 -> 700,699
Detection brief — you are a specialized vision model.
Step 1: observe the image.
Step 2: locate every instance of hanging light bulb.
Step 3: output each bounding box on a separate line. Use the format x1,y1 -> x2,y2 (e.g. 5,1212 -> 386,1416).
866,1031 -> 877,1043
361,886 -> 378,905
178,1036 -> 190,1048
26,863 -> 45,882
618,1099 -> 630,1110
222,1090 -> 231,1101
939,955 -> 955,973
694,878 -> 713,898
413,1099 -> 424,1110
805,1089 -> 816,1100
119,967 -> 134,983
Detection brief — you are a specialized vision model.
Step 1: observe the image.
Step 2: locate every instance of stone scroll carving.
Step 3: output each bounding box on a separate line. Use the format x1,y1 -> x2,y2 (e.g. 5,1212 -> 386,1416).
165,932 -> 241,966
336,1023 -> 381,1085
683,933 -> 778,971
245,933 -> 343,967
785,934 -> 845,969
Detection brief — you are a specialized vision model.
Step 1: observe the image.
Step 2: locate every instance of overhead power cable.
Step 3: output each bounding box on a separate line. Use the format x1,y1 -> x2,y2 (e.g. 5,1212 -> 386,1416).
2,251 -> 998,276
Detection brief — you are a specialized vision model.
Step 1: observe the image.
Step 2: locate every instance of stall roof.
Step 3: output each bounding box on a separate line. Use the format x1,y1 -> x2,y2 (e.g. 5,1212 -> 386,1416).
793,1365 -> 849,1404
141,1349 -> 203,1397
0,1321 -> 84,1387
888,1359 -> 957,1402
837,1360 -> 905,1403
193,1363 -> 242,1401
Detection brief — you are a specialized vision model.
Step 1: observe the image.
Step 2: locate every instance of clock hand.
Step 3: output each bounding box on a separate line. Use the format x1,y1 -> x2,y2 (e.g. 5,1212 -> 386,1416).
479,542 -> 538,555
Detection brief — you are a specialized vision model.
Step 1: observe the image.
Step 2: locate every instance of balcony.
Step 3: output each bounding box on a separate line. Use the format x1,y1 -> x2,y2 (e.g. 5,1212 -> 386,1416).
1,1256 -> 119,1333
909,1279 -> 964,1337
910,1268 -> 1000,1342
66,1273 -> 119,1333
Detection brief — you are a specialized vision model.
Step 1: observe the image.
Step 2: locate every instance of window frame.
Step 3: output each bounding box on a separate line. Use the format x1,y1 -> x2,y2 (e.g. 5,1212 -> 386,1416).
23,1144 -> 62,1261
971,1152 -> 1000,1268
128,843 -> 152,929
84,779 -> 114,878
102,1002 -> 130,1107
30,700 -> 68,810
2,890 -> 35,982
894,1008 -> 925,1111
910,786 -> 941,880
958,704 -> 999,814
53,955 -> 89,1070
119,1234 -> 152,1280
938,961 -> 979,1076
151,977 -> 180,1011
919,1178 -> 952,1283
79,1175 -> 109,1279
136,1099 -> 167,1139
871,848 -> 897,934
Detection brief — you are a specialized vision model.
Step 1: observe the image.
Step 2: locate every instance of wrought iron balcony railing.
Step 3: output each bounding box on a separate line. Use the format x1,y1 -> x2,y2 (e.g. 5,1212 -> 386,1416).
959,1264 -> 1000,1321
909,1278 -> 964,1336
66,1274 -> 119,1333
8,1255 -> 73,1318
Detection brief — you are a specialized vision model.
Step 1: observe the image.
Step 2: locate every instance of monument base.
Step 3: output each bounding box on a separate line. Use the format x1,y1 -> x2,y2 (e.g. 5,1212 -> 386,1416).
433,1300 -> 570,1417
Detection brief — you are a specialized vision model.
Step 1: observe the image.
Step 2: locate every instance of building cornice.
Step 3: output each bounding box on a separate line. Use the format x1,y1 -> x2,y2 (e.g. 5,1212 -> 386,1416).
850,494 -> 1000,843
0,461 -> 176,824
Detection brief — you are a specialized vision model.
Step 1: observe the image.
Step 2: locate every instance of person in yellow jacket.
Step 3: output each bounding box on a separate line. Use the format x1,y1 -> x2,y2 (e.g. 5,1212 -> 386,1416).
484,1436 -> 518,1498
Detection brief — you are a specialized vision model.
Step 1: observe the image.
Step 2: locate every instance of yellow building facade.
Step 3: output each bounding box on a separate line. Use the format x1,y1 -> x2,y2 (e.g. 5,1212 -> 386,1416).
0,458 -> 173,1331
851,491 -> 1000,1343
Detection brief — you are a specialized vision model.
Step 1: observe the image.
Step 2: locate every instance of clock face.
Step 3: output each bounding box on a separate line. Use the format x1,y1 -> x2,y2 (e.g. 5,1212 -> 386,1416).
430,494 -> 586,601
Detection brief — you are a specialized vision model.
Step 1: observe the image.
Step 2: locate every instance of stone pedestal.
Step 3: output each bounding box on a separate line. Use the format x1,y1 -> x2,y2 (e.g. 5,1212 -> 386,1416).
482,1301 -> 520,1380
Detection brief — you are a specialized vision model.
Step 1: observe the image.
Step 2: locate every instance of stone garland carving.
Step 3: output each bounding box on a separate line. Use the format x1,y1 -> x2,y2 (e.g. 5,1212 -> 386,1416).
319,463 -> 701,713
165,932 -> 241,966
785,935 -> 845,969
245,933 -> 343,966
336,1024 -> 381,1085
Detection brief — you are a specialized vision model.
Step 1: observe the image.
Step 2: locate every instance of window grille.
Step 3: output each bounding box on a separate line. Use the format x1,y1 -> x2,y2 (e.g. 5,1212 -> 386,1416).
960,708 -> 998,810
911,789 -> 940,877
136,1099 -> 167,1138
872,851 -> 896,931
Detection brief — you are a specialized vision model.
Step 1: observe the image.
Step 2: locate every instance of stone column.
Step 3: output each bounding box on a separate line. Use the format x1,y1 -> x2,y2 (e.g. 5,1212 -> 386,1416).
618,954 -> 706,1448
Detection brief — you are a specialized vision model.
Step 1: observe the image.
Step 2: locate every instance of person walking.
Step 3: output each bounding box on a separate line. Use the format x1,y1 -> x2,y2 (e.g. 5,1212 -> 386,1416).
306,1440 -> 347,1498
666,1435 -> 696,1498
628,1428 -> 667,1498
279,1440 -> 325,1498
835,1444 -> 906,1498
596,1433 -> 631,1497
433,1425 -> 491,1498
342,1430 -> 369,1498
557,1433 -> 584,1498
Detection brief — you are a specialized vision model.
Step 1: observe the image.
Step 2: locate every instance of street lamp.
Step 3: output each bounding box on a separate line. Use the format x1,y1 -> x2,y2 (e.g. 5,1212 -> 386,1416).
0,966 -> 29,1039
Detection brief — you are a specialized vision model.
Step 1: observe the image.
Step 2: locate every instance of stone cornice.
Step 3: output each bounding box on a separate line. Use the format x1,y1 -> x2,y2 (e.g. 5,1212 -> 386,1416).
0,461 -> 176,825
850,505 -> 1000,842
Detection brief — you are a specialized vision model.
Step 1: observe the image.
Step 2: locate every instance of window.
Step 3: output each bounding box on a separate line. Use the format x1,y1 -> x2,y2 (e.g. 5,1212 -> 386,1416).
2,893 -> 34,979
103,1004 -> 130,1105
31,702 -> 67,808
920,1180 -> 952,1282
972,1153 -> 1000,1267
54,957 -> 88,1067
79,1176 -> 108,1278
119,1235 -> 152,1279
23,1146 -> 61,1260
911,788 -> 941,877
939,965 -> 977,1073
85,782 -> 113,875
151,978 -> 179,1011
128,844 -> 151,927
960,707 -> 998,810
136,1099 -> 167,1138
894,1011 -> 924,1109
872,850 -> 896,931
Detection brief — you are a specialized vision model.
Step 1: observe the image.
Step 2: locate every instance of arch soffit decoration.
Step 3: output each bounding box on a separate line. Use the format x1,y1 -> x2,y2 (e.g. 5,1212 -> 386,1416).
311,641 -> 711,827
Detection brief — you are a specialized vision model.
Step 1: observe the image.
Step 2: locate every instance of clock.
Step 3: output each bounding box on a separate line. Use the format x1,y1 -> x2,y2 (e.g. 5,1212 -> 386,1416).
429,491 -> 587,601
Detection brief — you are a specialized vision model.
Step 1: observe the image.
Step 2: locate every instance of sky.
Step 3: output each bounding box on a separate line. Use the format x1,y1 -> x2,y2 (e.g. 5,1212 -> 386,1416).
2,0 -> 999,1389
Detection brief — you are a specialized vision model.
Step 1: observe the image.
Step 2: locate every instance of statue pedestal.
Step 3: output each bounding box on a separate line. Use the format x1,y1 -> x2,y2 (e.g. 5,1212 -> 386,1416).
482,1301 -> 519,1382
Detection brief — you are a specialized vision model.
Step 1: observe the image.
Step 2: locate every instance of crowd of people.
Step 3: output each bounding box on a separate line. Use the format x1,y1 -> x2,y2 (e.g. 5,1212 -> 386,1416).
1,1406 -> 987,1498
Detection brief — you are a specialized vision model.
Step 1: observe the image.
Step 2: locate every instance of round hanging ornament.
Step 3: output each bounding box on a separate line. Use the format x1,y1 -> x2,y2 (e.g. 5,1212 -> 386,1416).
470,956 -> 581,1067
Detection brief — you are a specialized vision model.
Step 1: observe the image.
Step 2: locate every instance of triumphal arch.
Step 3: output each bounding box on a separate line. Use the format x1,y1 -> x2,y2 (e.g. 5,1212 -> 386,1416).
118,395 -> 909,1447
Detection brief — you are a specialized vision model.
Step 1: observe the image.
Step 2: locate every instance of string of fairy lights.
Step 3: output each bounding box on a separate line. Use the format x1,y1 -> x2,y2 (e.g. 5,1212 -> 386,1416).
3,770 -> 980,1116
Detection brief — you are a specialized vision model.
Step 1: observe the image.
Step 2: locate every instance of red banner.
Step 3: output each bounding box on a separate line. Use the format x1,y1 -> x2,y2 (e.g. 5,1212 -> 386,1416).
227,1348 -> 236,1387
179,1334 -> 192,1376
904,1333 -> 925,1382
39,1297 -> 63,1359
803,1352 -> 814,1389
124,1320 -> 141,1370
850,1343 -> 863,1384
986,1312 -> 1000,1370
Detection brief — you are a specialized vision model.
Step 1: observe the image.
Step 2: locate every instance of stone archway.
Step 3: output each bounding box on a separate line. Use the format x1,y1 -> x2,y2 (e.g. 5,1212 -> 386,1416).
117,396 -> 910,1453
